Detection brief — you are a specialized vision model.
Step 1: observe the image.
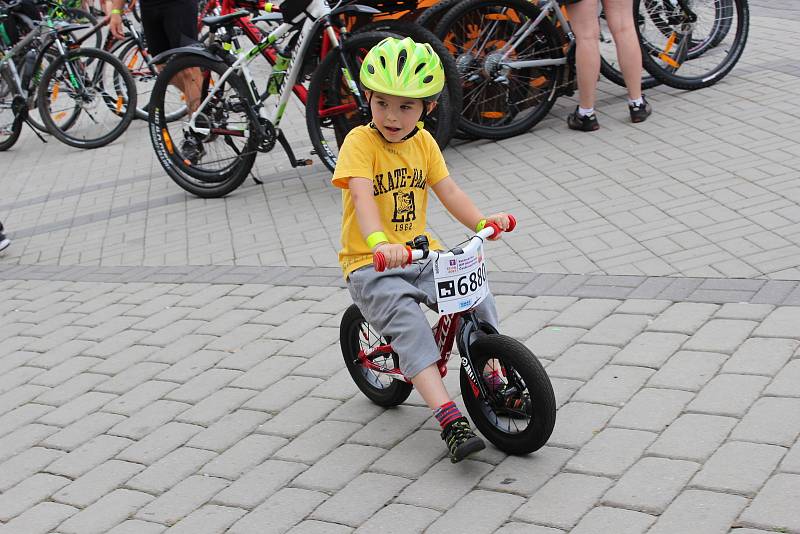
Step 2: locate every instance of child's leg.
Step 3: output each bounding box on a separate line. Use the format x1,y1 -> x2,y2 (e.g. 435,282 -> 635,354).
409,364 -> 450,409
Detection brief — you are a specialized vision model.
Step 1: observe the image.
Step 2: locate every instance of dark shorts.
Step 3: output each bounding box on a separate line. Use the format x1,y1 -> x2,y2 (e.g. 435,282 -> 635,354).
140,0 -> 199,57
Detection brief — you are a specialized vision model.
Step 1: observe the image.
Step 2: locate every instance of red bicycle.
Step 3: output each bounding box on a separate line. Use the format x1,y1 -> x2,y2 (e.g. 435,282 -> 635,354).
339,217 -> 556,454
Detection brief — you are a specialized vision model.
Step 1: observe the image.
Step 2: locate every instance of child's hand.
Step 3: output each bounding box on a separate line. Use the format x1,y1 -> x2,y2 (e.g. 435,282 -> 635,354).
374,243 -> 409,270
485,213 -> 512,240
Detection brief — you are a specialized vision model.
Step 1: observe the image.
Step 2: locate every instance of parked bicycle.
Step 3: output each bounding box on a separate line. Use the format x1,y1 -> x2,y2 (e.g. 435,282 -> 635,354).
1,0 -> 137,151
340,217 -> 557,454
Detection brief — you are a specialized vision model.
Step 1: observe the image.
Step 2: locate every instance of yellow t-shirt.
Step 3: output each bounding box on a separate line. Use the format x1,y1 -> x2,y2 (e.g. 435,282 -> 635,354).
332,125 -> 449,277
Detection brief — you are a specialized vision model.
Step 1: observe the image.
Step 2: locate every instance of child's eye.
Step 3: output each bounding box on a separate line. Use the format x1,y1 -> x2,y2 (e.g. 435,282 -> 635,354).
401,105 -> 411,110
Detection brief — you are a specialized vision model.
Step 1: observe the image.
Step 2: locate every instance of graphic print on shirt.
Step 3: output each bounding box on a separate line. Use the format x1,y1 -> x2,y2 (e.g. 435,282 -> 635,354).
373,167 -> 426,233
392,191 -> 416,223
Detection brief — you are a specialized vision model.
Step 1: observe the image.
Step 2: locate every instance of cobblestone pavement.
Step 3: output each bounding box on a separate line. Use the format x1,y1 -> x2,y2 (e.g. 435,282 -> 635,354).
1,2 -> 800,534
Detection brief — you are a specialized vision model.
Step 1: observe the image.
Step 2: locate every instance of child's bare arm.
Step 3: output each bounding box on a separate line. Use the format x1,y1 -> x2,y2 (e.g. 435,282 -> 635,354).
432,177 -> 511,236
350,177 -> 408,268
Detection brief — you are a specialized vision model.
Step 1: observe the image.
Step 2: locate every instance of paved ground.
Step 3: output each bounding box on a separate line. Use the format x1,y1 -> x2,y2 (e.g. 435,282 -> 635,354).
1,3 -> 800,534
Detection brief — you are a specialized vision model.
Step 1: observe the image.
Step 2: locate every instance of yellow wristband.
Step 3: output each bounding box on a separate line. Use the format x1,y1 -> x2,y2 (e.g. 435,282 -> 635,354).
475,219 -> 487,232
111,8 -> 123,14
366,231 -> 388,249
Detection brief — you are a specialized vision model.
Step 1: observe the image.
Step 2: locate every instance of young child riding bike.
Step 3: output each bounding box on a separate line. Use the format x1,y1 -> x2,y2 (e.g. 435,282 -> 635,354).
333,37 -> 514,463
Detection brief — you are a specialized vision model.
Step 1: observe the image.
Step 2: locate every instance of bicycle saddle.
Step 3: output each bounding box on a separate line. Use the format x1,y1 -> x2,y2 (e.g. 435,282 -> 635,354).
201,9 -> 250,30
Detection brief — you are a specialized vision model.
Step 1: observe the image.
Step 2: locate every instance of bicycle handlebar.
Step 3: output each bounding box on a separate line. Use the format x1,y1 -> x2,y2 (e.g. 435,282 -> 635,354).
373,214 -> 516,272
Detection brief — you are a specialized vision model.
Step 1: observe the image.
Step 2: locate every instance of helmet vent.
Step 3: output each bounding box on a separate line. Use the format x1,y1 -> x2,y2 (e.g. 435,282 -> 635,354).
423,75 -> 434,84
379,55 -> 386,69
415,63 -> 426,74
367,64 -> 375,74
397,49 -> 407,75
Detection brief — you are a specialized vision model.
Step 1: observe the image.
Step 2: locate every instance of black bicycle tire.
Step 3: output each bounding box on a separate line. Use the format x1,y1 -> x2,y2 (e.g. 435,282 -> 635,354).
26,50 -> 78,133
0,71 -> 23,151
415,0 -> 461,32
148,54 -> 257,198
340,304 -> 414,407
434,0 -> 565,140
354,20 -> 461,142
636,0 -> 749,90
461,334 -> 555,455
37,47 -> 137,149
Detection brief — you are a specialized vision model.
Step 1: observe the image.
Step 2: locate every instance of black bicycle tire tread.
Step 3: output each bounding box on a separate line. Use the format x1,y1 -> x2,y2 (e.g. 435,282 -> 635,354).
415,0 -> 461,31
148,54 -> 256,198
37,47 -> 137,149
434,0 -> 564,140
461,333 -> 556,454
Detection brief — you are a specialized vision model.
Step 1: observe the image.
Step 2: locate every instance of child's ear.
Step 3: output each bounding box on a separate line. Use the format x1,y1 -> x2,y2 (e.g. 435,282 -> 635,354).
364,89 -> 372,100
426,101 -> 438,113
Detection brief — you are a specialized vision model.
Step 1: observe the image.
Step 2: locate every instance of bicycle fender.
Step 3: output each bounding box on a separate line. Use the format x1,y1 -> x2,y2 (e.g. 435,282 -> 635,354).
151,45 -> 223,66
330,4 -> 381,18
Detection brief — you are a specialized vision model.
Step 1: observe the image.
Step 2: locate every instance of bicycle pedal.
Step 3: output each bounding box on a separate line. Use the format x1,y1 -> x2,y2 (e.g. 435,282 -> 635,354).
296,159 -> 313,166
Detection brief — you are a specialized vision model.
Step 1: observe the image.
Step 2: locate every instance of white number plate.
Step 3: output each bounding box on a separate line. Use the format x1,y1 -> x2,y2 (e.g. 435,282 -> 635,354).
432,245 -> 489,316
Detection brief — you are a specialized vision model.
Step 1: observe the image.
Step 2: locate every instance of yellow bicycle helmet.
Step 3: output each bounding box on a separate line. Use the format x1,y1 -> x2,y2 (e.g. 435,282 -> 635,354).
360,37 -> 445,101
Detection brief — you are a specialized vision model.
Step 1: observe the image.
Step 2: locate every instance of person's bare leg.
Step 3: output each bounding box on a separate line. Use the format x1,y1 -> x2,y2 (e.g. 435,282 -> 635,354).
603,0 -> 642,100
566,0 -> 601,110
410,364 -> 451,410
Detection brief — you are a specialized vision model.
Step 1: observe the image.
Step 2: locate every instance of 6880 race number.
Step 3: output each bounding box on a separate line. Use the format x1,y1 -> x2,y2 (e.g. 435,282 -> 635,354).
456,263 -> 487,296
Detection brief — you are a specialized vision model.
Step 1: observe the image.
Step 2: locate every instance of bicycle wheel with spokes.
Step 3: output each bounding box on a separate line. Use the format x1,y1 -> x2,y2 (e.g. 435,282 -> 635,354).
434,0 -> 566,140
340,304 -> 414,407
461,334 -> 555,454
0,72 -> 23,151
148,54 -> 258,198
114,38 -> 187,122
635,0 -> 749,90
306,31 -> 454,173
38,47 -> 137,149
599,8 -> 660,90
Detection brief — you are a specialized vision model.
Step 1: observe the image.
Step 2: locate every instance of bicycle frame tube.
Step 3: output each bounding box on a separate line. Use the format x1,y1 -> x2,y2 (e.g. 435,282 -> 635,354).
499,0 -> 569,70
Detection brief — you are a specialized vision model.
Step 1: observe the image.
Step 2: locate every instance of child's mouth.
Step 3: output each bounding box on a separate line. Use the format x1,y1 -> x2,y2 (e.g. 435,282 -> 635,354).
384,126 -> 401,133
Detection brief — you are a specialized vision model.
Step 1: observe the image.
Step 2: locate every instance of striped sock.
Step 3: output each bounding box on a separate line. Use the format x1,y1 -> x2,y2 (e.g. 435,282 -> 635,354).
434,401 -> 462,429
484,370 -> 504,391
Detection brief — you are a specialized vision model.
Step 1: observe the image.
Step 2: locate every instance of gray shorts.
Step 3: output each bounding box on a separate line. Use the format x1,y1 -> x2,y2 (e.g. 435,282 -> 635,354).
347,262 -> 499,379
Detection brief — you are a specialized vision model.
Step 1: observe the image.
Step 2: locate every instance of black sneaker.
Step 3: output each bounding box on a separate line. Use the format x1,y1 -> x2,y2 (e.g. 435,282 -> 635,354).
180,135 -> 206,165
567,107 -> 599,132
0,222 -> 9,253
441,417 -> 485,463
629,96 -> 652,123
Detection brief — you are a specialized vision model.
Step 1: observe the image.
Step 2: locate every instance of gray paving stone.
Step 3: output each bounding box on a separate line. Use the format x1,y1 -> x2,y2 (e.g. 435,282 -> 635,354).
46,435 -> 133,478
646,302 -> 719,334
52,460 -> 145,508
722,337 -> 798,375
579,314 -> 652,347
58,489 -> 154,534
0,447 -> 64,492
205,324 -> 274,352
227,488 -> 327,534
426,490 -> 526,534
781,439 -> 800,474
34,373 -> 109,406
512,473 -> 613,529
610,332 -> 688,368
292,344 -> 347,378
154,350 -> 226,382
28,356 -> 103,387
714,303 -> 775,321
95,362 -> 170,395
0,473 -> 70,521
228,355 -> 306,390
739,473 -> 800,533
175,388 -> 258,426
212,460 -> 307,509
647,351 -> 727,391
102,380 -> 179,416
565,428 -> 657,477
648,413 -> 738,462
162,505 -> 246,534
146,336 -> 217,365
548,402 -> 618,449
287,520 -> 353,534
691,441 -> 785,497
499,309 -> 558,340
201,434 -> 288,480
243,376 -> 324,412
0,403 -> 53,438
686,374 -> 770,417
569,506 -> 655,534
494,524 -> 563,534
396,458 -> 494,510
369,429 -> 447,478
293,444 -> 386,492
311,472 -> 411,527
602,456 -> 699,514
730,397 -> 800,447
549,299 -> 620,329
752,307 -> 800,339
544,344 -> 618,380
348,406 -> 430,448
186,409 -> 270,452
310,367 -> 361,400
134,475 -> 230,526
256,397 -> 340,438
0,502 -> 77,534
571,365 -> 654,407
647,489 -> 748,534
524,326 -> 588,359
164,369 -> 242,404
273,420 -> 362,464
353,504 -> 440,534
478,446 -> 574,496
609,388 -> 693,432
108,400 -> 191,440
764,359 -> 800,397
682,319 -> 759,354
127,447 -> 218,495
139,320 -> 207,347
117,422 -> 203,465
194,309 -> 262,337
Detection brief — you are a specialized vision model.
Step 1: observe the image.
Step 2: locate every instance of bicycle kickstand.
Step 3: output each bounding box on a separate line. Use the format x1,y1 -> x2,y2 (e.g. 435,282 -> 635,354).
25,120 -> 47,144
276,129 -> 313,168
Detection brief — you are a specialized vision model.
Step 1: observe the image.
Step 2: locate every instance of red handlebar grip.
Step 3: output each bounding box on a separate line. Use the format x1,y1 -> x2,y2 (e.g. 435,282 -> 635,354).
507,214 -> 516,231
486,221 -> 502,237
406,246 -> 412,265
374,252 -> 386,272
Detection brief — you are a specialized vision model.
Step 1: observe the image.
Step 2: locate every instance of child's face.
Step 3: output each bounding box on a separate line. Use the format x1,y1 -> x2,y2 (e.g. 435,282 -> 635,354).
367,90 -> 432,143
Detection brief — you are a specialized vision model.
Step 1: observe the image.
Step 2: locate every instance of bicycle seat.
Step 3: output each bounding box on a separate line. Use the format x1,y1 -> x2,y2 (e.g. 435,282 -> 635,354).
201,9 -> 250,30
